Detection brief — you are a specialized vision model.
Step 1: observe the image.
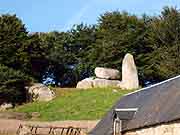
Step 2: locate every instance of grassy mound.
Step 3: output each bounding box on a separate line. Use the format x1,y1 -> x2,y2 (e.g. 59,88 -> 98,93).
14,88 -> 134,121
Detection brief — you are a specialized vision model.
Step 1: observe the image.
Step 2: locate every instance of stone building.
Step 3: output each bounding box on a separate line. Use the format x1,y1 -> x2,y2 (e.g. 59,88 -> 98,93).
89,75 -> 180,135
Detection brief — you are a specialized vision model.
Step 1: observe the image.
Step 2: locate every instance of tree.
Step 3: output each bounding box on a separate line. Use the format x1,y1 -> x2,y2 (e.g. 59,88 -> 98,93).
1,7 -> 180,89
45,25 -> 97,86
0,64 -> 32,104
145,7 -> 180,82
0,14 -> 29,73
87,11 -> 149,83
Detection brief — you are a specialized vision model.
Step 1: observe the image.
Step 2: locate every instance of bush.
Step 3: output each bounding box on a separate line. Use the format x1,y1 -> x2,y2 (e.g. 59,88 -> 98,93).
0,64 -> 33,104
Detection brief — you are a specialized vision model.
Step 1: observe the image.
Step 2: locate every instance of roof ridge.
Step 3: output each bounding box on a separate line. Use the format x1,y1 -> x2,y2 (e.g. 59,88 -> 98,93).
124,74 -> 180,97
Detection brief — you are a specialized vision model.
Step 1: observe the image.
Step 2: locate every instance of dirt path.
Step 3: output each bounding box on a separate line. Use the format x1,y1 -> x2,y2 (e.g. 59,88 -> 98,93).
0,119 -> 98,135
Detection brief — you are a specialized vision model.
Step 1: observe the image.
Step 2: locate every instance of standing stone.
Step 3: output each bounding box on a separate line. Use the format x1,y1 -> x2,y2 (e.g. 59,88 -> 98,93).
76,77 -> 94,89
119,53 -> 139,89
95,67 -> 120,80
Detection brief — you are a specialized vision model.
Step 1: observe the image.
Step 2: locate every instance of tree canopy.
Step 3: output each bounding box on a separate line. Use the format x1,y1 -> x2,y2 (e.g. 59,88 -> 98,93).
1,7 -> 180,103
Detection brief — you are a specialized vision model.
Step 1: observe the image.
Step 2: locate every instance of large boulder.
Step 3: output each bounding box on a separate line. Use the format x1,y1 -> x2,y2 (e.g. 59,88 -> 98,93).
95,67 -> 120,80
119,53 -> 139,89
28,83 -> 55,102
93,78 -> 121,88
76,78 -> 94,89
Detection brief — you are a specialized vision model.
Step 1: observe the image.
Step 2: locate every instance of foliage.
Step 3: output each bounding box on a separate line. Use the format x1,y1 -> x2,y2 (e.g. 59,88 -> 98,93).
1,7 -> 180,100
0,14 -> 29,73
0,64 -> 32,104
145,7 -> 180,81
0,14 -> 34,104
14,88 -> 134,121
44,25 -> 97,86
88,11 -> 149,77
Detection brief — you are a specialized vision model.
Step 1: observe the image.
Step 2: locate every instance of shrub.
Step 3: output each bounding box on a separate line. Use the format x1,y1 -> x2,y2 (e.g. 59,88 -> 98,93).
0,64 -> 33,104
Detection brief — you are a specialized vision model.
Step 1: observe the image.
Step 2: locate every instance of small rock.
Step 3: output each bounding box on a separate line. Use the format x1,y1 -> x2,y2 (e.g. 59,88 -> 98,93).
112,89 -> 118,93
0,103 -> 13,111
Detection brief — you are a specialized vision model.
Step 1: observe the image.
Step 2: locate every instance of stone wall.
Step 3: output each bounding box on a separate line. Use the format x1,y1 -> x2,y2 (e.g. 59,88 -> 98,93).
123,120 -> 180,135
0,119 -> 98,135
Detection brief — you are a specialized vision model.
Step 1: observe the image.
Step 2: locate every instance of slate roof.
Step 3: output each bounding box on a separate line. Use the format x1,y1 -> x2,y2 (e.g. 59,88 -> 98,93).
89,75 -> 180,135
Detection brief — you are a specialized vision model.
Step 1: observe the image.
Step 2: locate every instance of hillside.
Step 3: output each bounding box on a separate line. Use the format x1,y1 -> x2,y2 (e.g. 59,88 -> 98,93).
13,88 -> 134,121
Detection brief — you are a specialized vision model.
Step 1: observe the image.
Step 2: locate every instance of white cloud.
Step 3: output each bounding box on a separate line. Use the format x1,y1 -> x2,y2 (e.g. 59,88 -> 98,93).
62,0 -> 116,31
63,1 -> 92,31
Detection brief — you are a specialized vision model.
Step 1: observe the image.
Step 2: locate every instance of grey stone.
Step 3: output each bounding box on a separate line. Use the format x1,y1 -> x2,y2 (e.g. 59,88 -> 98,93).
112,89 -> 118,93
0,103 -> 13,111
119,53 -> 139,89
95,67 -> 120,79
28,83 -> 55,102
76,77 -> 94,89
93,78 -> 121,88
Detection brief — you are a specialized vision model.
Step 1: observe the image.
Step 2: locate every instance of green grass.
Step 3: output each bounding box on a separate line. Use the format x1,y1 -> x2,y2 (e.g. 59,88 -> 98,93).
13,87 -> 134,121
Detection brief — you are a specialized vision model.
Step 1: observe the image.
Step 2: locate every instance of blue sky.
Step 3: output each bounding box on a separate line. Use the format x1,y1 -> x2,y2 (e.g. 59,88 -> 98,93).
0,0 -> 180,32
